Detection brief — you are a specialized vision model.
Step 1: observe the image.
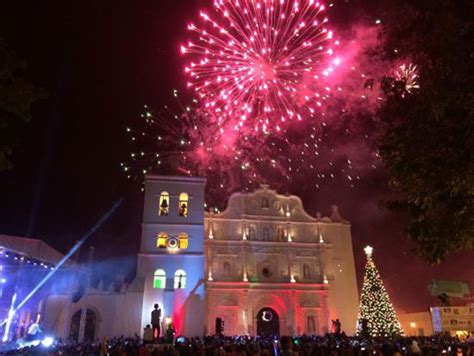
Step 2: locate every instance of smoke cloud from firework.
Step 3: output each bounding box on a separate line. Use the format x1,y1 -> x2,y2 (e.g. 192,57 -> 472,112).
123,1 -> 419,209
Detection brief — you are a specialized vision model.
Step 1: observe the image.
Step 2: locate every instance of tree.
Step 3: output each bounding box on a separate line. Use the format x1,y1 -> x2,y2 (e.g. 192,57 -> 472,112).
377,0 -> 474,262
0,38 -> 47,170
357,246 -> 403,337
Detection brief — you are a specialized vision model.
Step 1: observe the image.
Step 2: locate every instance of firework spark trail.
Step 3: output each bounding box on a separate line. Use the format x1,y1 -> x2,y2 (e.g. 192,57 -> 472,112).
122,92 -> 380,209
122,92 -> 279,202
181,0 -> 341,133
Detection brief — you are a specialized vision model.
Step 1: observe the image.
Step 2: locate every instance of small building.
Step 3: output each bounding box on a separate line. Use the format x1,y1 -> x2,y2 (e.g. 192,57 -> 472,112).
398,311 -> 434,336
431,306 -> 474,338
398,280 -> 473,338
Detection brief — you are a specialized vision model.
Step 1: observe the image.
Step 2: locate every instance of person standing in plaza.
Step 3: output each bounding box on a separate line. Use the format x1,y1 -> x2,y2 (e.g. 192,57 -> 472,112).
151,304 -> 162,342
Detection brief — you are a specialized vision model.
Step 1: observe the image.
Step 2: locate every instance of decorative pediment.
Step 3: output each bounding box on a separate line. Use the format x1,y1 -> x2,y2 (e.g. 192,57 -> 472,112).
219,296 -> 239,306
214,185 -> 317,221
300,300 -> 320,308
299,294 -> 320,308
252,247 -> 283,254
215,248 -> 239,255
207,185 -> 351,226
296,250 -> 318,257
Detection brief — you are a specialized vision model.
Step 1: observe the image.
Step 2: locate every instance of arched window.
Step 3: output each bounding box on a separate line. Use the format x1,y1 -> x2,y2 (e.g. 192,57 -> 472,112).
178,193 -> 188,217
223,261 -> 231,277
159,192 -> 170,216
157,232 -> 168,248
174,269 -> 186,289
303,264 -> 311,279
261,197 -> 269,208
153,269 -> 166,289
178,232 -> 189,249
262,227 -> 270,241
247,226 -> 256,240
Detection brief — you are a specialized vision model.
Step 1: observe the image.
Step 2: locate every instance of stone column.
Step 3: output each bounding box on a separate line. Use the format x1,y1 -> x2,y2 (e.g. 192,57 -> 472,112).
321,293 -> 330,334
319,245 -> 326,283
290,290 -> 297,334
242,244 -> 248,281
206,240 -> 213,280
286,222 -> 292,281
207,292 -> 214,334
241,289 -> 249,334
287,249 -> 292,281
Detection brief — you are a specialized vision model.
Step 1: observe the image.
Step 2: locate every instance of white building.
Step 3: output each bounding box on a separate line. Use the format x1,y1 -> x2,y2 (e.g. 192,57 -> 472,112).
127,175 -> 359,337
204,183 -> 359,336
2,175 -> 360,340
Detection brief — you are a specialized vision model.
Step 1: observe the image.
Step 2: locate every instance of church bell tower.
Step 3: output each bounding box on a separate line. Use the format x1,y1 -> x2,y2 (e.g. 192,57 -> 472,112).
137,175 -> 206,337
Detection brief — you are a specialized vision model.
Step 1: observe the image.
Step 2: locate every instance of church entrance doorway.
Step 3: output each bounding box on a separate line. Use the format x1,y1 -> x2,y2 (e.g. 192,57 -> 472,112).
69,308 -> 98,342
256,307 -> 279,337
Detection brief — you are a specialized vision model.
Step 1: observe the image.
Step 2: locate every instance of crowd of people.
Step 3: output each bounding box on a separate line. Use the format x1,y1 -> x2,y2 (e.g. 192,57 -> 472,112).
1,333 -> 473,355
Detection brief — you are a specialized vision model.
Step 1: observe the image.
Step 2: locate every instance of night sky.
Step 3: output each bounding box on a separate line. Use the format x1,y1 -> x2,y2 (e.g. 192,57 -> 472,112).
0,0 -> 472,314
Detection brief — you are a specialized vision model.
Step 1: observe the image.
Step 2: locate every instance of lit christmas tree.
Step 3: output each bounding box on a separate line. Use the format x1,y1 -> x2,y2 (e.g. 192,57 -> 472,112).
357,246 -> 404,337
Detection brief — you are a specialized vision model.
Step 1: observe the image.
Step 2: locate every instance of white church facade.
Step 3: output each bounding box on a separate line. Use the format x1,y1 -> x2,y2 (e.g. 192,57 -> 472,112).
204,182 -> 359,336
125,175 -> 359,337
4,175 -> 360,340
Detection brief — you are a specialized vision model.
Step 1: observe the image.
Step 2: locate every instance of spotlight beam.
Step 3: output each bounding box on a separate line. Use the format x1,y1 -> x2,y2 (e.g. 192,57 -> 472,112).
2,293 -> 17,342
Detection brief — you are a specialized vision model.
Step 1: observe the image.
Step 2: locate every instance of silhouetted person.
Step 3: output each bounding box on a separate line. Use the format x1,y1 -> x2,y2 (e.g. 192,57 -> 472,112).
165,322 -> 175,344
335,319 -> 341,335
179,203 -> 187,217
177,273 -> 183,289
25,320 -> 41,341
438,292 -> 451,306
151,304 -> 162,341
143,324 -> 153,344
18,322 -> 26,338
280,336 -> 295,356
101,337 -> 108,355
160,199 -> 169,216
359,318 -> 369,339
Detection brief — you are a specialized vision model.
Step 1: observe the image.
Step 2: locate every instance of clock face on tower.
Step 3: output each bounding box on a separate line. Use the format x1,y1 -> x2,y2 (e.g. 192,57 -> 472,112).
157,233 -> 189,250
166,237 -> 179,249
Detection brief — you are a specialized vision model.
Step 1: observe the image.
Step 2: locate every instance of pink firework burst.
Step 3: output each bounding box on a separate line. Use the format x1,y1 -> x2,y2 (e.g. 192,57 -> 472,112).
394,63 -> 419,96
181,0 -> 341,134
